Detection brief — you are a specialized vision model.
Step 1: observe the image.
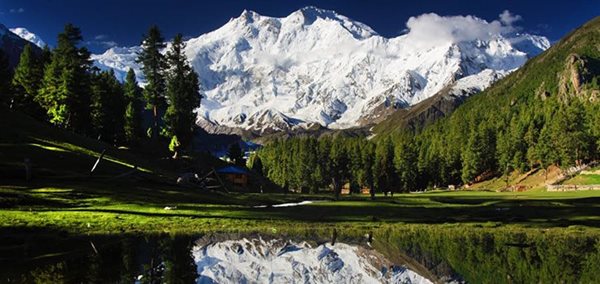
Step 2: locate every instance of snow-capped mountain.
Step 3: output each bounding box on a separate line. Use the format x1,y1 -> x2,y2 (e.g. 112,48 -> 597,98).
0,24 -> 43,67
92,46 -> 142,82
193,237 -> 433,283
9,27 -> 46,48
92,7 -> 550,135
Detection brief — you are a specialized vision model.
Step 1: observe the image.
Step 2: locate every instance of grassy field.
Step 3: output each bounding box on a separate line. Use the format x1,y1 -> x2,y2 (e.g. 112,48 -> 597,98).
2,107 -> 600,237
563,173 -> 600,185
3,108 -> 600,283
2,178 -> 600,237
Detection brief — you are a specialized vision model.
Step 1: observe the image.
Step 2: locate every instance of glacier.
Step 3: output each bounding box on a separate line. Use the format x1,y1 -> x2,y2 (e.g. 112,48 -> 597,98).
91,7 -> 550,135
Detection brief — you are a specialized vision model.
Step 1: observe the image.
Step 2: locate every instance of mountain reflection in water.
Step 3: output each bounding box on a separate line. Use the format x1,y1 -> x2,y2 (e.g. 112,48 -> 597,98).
3,229 -> 599,283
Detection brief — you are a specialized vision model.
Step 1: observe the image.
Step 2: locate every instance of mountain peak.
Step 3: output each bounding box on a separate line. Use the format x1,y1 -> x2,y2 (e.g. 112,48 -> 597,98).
9,27 -> 46,48
238,9 -> 261,22
298,6 -> 339,20
91,10 -> 549,136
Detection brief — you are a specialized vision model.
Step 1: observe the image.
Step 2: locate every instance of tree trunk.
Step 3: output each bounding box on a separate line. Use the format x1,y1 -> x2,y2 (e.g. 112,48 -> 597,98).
332,178 -> 340,200
370,183 -> 375,200
153,104 -> 158,140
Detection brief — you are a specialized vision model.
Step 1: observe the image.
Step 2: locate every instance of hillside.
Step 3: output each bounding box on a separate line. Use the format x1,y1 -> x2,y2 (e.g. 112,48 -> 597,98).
0,106 -> 169,180
0,24 -> 42,68
375,16 -> 600,189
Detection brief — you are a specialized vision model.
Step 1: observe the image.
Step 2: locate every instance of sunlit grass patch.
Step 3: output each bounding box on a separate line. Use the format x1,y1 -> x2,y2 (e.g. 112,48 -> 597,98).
28,143 -> 69,153
29,188 -> 73,193
563,174 -> 600,185
32,138 -> 153,173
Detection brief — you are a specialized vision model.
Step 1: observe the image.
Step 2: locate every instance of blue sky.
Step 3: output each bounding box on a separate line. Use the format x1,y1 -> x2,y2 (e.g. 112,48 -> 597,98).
0,0 -> 598,53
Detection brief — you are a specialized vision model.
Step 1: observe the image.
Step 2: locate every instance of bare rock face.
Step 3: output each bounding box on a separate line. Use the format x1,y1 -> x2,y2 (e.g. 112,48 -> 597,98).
559,53 -> 600,100
560,54 -> 585,96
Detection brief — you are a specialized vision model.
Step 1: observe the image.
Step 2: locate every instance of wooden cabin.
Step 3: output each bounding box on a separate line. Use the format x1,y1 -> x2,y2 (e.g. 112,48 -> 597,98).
216,166 -> 249,187
341,183 -> 372,195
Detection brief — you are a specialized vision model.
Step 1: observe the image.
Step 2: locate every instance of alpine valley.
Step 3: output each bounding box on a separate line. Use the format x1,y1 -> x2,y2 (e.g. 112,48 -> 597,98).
88,7 -> 550,137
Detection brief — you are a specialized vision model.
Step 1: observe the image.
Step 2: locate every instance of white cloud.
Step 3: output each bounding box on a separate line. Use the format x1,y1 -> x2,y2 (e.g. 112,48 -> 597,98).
404,10 -> 522,48
9,8 -> 25,13
86,40 -> 118,48
100,41 -> 117,48
499,10 -> 522,26
94,34 -> 108,40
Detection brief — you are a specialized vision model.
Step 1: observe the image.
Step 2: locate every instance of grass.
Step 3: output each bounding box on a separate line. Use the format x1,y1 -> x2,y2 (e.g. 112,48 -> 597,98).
2,178 -> 600,236
2,107 -> 600,237
3,108 -> 600,283
563,174 -> 600,185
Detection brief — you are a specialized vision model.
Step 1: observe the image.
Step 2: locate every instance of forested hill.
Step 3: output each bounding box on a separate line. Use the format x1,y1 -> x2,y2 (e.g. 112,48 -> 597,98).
255,16 -> 600,193
391,15 -> 600,187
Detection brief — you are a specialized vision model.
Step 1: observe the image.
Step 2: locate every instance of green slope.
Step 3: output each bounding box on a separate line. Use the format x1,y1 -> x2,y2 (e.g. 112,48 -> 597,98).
374,16 -> 600,188
1,106 -> 159,179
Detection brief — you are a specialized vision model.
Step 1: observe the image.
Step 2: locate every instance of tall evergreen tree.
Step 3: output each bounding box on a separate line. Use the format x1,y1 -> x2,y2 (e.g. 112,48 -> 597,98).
360,142 -> 376,199
461,123 -> 496,184
137,25 -> 167,140
37,24 -> 92,131
250,154 -> 263,176
164,33 -> 201,157
123,68 -> 144,143
394,134 -> 417,192
0,48 -> 12,103
227,142 -> 245,166
330,137 -> 348,199
374,137 -> 395,194
11,44 -> 45,116
90,70 -> 125,144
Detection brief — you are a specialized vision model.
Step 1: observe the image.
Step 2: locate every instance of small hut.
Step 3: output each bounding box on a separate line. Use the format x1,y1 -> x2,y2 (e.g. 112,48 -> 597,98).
216,166 -> 249,187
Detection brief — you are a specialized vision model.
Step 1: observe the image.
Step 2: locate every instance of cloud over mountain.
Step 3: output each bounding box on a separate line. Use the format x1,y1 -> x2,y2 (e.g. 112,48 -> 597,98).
405,10 -> 523,47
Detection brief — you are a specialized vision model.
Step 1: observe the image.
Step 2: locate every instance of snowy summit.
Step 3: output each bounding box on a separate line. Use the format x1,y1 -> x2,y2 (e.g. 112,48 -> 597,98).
92,7 -> 550,135
9,27 -> 46,48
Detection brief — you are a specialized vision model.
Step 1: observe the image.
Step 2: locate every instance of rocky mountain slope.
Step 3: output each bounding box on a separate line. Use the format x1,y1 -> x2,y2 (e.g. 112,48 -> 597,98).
0,24 -> 42,67
9,27 -> 46,48
90,7 -> 549,136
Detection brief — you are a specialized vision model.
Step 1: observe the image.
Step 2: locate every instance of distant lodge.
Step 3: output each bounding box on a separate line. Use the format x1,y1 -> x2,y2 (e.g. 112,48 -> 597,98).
216,166 -> 249,187
341,183 -> 371,195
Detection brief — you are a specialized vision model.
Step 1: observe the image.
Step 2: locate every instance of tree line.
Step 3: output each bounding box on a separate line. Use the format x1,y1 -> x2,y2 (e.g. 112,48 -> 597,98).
254,135 -> 410,198
1,24 -> 200,157
255,61 -> 600,194
255,93 -> 600,195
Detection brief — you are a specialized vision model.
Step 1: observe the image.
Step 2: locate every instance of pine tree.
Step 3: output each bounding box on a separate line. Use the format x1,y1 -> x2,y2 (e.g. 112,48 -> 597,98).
0,48 -> 12,104
90,70 -> 125,144
137,25 -> 167,140
394,134 -> 417,192
37,24 -> 92,131
40,45 -> 52,66
374,137 -> 394,194
330,137 -> 348,199
461,123 -> 496,184
536,123 -> 557,181
250,154 -> 263,176
360,142 -> 376,200
123,68 -> 144,143
164,33 -> 201,157
12,44 -> 48,118
588,103 -> 600,157
227,142 -> 244,167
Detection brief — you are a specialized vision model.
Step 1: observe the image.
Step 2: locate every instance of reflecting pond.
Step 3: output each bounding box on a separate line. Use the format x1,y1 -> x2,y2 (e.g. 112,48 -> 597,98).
1,228 -> 600,283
